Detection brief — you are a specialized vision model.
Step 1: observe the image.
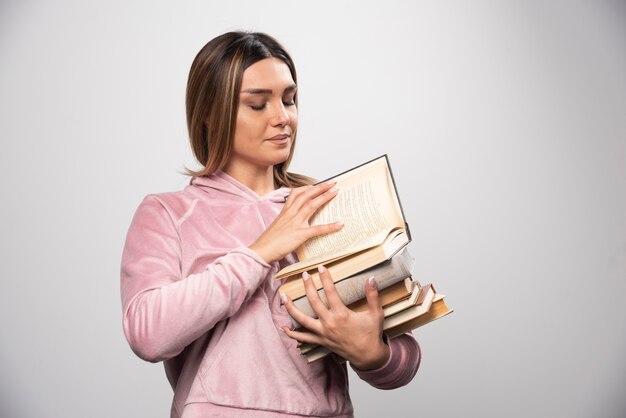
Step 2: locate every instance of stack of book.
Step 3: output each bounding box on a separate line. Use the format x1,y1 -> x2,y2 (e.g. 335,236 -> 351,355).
275,155 -> 452,363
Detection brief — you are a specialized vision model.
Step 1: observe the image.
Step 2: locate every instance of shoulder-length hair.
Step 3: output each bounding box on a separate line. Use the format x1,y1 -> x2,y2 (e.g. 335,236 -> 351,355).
185,31 -> 314,188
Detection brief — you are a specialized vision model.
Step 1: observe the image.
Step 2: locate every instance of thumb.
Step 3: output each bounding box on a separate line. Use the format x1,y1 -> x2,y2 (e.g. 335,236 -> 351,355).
364,277 -> 382,314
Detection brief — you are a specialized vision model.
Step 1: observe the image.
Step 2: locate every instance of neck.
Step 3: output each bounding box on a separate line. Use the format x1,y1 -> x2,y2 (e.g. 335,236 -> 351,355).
223,163 -> 276,196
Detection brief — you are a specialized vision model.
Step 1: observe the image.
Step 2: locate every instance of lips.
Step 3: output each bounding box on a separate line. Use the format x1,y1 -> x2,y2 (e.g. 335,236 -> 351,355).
268,133 -> 290,141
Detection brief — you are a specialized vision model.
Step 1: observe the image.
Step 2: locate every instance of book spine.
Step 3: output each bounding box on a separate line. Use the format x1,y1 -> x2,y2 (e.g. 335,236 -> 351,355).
290,248 -> 414,329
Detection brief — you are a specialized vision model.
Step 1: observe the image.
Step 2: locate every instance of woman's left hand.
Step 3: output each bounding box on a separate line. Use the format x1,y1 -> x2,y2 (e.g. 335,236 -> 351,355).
280,266 -> 390,371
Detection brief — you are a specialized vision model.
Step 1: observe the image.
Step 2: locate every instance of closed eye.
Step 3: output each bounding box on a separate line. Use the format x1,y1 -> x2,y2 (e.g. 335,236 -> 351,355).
249,100 -> 295,111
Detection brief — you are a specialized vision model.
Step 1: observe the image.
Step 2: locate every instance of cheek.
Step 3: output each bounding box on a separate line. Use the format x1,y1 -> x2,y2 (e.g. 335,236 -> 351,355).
235,114 -> 261,143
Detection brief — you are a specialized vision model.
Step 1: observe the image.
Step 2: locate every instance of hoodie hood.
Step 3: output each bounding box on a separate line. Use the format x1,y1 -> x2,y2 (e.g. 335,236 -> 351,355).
189,170 -> 290,204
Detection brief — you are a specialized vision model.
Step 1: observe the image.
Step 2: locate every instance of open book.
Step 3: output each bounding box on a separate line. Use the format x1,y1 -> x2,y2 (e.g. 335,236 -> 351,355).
276,155 -> 411,298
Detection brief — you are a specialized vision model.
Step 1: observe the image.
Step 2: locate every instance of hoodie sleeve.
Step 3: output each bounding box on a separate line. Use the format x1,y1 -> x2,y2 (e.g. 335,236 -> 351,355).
350,333 -> 421,389
120,195 -> 274,363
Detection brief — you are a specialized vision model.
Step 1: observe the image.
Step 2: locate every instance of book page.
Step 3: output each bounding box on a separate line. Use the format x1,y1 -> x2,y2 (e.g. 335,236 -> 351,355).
298,157 -> 405,260
284,228 -> 392,276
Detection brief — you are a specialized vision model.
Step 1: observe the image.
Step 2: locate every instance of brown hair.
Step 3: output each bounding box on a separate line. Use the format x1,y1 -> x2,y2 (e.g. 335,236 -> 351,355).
185,31 -> 314,188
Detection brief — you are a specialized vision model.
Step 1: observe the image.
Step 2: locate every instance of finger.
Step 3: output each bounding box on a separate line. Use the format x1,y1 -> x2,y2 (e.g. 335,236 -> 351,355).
281,291 -> 323,333
280,326 -> 322,346
286,180 -> 336,211
298,184 -> 339,218
306,221 -> 344,240
318,265 -> 347,311
282,184 -> 313,208
364,277 -> 383,317
302,271 -> 331,321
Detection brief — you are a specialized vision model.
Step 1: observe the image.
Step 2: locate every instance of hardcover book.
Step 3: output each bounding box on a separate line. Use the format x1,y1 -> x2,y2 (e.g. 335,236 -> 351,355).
277,155 -> 411,300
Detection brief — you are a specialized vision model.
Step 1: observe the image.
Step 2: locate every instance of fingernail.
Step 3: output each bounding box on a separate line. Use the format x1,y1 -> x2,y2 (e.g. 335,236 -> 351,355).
280,326 -> 288,333
329,186 -> 339,194
302,271 -> 309,281
335,221 -> 344,227
280,293 -> 288,304
368,277 -> 377,289
318,265 -> 326,274
325,180 -> 337,186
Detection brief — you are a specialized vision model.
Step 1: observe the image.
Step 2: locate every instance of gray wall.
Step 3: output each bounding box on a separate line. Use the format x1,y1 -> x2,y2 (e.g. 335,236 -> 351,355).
1,1 -> 625,417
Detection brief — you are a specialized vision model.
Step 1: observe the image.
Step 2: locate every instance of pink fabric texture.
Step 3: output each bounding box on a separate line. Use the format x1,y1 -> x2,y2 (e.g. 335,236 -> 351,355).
120,171 -> 421,417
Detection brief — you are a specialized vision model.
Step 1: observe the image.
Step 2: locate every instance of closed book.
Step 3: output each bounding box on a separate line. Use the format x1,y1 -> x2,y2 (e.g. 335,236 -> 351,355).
288,247 -> 415,328
303,291 -> 451,363
297,278 -> 416,355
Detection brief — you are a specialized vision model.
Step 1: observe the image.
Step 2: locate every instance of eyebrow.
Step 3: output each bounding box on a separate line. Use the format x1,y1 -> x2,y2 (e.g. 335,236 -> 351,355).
241,84 -> 297,95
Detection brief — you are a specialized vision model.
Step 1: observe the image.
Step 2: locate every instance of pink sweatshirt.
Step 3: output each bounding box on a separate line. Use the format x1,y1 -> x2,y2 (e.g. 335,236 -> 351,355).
121,171 -> 421,417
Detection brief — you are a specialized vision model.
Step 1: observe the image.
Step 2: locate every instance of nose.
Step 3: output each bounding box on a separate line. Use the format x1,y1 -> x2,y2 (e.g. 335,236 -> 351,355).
271,102 -> 290,127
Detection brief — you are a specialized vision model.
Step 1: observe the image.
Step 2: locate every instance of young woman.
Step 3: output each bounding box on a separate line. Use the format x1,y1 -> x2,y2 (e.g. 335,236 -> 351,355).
121,31 -> 421,418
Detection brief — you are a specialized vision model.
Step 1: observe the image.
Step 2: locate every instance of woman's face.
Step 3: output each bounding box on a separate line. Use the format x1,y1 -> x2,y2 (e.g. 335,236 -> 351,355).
229,57 -> 298,172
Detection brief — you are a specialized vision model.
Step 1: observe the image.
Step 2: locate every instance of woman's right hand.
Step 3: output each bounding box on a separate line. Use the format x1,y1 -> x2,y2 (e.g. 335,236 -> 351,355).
249,180 -> 343,264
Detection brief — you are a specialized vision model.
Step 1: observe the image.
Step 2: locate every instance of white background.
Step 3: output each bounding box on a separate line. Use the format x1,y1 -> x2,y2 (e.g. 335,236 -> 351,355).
1,1 -> 625,417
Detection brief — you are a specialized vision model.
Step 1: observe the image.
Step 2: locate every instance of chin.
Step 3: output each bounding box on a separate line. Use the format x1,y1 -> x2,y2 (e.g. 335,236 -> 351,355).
270,147 -> 292,166
249,141 -> 292,168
